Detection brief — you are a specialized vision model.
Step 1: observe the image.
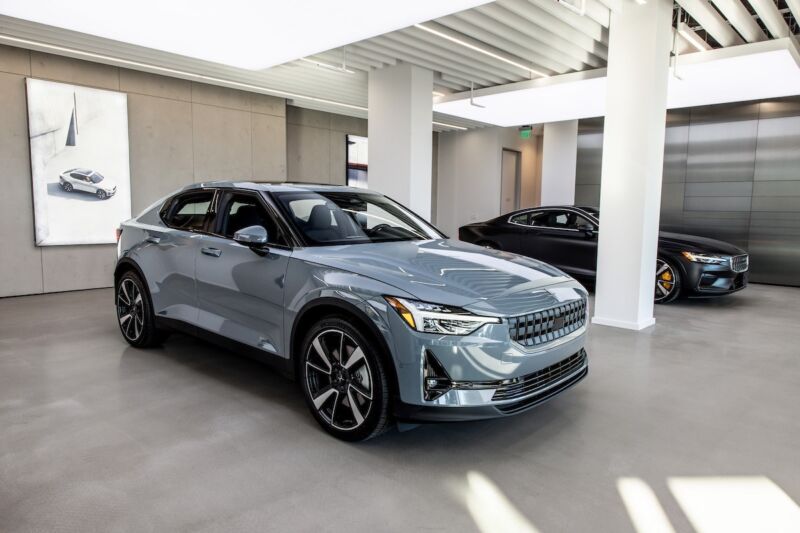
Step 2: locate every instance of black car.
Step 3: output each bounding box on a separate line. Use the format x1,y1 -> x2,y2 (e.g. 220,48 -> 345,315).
459,206 -> 749,303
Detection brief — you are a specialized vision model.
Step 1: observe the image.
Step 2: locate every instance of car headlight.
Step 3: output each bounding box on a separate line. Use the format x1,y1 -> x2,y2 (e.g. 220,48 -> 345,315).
681,251 -> 729,265
384,296 -> 500,335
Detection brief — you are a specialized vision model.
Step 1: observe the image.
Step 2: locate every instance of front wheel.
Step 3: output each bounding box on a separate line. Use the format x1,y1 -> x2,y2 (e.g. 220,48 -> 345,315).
96,189 -> 107,200
654,258 -> 681,304
63,182 -> 73,192
300,317 -> 391,441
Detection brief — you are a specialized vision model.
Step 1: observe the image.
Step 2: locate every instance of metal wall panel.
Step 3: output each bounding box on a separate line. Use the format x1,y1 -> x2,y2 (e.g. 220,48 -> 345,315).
575,96 -> 800,287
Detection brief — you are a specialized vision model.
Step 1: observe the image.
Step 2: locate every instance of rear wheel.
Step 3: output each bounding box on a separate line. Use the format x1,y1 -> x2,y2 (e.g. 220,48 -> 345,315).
300,317 -> 391,441
63,182 -> 73,192
654,258 -> 681,304
116,271 -> 169,347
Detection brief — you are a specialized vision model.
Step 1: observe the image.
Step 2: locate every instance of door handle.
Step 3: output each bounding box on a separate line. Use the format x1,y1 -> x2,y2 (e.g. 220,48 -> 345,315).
201,247 -> 222,257
145,236 -> 161,244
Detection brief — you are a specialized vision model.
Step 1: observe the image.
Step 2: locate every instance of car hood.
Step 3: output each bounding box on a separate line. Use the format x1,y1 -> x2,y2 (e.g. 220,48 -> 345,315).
659,231 -> 745,255
293,239 -> 572,308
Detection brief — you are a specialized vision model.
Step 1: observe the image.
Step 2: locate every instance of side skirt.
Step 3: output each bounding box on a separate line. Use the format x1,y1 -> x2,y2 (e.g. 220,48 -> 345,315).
155,317 -> 295,380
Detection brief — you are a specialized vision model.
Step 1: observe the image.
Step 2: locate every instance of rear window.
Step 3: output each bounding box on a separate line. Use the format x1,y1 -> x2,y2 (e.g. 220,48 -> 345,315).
164,191 -> 213,231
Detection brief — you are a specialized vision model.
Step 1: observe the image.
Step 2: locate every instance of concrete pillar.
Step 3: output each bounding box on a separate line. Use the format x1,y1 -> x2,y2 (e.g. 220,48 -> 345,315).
540,120 -> 578,205
368,63 -> 433,219
592,0 -> 673,330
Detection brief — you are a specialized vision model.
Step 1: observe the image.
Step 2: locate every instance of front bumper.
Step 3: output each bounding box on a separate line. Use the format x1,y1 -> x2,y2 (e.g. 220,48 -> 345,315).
395,349 -> 588,422
382,282 -> 589,422
682,261 -> 748,296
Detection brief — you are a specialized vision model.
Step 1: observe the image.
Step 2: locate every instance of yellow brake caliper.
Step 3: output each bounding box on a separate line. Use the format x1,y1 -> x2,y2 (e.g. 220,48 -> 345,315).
660,269 -> 673,289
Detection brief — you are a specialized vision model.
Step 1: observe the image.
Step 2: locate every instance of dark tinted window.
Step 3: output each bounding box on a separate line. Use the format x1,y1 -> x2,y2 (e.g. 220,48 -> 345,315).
509,212 -> 529,224
532,210 -> 595,230
218,193 -> 286,246
166,192 -> 213,231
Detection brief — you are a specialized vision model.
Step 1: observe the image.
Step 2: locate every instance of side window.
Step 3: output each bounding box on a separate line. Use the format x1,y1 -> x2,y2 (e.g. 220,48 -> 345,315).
166,192 -> 213,231
509,212 -> 529,225
572,215 -> 595,230
219,193 -> 287,246
528,211 -> 551,227
70,172 -> 85,180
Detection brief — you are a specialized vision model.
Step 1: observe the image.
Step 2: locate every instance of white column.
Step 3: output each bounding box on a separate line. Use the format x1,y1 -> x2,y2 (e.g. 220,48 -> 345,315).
540,120 -> 578,206
592,0 -> 673,330
368,63 -> 433,219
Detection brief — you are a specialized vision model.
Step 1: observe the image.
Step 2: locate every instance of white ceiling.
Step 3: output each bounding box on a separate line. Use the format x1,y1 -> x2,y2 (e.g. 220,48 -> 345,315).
433,38 -> 800,126
0,0 -> 492,70
1,0 -> 798,131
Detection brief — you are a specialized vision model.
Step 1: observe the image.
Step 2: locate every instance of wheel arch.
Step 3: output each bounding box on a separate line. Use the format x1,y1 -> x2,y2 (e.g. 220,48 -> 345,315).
290,297 -> 399,396
114,257 -> 148,289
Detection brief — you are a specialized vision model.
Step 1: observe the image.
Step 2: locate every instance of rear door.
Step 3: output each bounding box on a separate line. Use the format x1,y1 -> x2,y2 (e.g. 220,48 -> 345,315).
195,190 -> 292,355
139,189 -> 215,325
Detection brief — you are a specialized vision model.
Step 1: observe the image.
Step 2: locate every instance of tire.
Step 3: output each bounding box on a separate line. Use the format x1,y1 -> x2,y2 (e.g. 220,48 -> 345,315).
299,316 -> 391,441
654,257 -> 681,304
96,189 -> 107,200
63,182 -> 73,192
115,271 -> 170,347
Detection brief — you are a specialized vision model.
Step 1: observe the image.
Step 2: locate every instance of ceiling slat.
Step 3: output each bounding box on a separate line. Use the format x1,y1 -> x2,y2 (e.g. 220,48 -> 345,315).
744,0 -> 790,39
709,0 -> 768,42
675,0 -> 745,47
527,0 -> 608,44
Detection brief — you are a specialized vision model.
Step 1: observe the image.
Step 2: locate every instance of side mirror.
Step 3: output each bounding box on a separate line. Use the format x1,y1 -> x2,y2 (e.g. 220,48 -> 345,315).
233,225 -> 269,254
576,224 -> 595,237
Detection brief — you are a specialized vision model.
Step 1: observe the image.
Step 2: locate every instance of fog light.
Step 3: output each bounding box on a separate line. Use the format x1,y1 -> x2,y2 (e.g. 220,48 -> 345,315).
423,350 -> 452,401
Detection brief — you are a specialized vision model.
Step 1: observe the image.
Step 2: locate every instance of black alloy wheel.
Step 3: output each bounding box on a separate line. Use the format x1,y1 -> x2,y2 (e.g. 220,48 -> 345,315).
654,258 -> 681,304
96,189 -> 107,200
301,317 -> 390,441
63,182 -> 73,192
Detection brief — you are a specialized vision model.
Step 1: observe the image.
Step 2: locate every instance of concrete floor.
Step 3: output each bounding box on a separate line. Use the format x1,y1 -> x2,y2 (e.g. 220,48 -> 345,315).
0,285 -> 798,532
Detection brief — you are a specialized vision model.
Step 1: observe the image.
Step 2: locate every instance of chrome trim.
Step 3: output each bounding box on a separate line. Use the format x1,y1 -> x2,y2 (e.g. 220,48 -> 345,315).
730,254 -> 749,273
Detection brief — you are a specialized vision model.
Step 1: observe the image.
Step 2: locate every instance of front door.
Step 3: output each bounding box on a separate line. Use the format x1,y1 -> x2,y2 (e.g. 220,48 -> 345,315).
520,209 -> 598,278
195,191 -> 292,356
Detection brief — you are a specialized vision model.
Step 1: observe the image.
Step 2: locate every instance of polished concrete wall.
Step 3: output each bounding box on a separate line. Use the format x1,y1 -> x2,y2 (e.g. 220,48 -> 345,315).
575,97 -> 800,286
286,106 -> 366,185
0,44 -> 287,297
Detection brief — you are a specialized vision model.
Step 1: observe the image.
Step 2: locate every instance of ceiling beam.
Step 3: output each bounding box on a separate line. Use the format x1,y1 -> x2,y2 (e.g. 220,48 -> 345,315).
709,0 -> 768,42
527,0 -> 608,43
497,0 -> 608,61
438,14 -> 566,74
675,0 -> 745,47
477,3 -> 604,68
387,29 -> 523,83
787,0 -> 800,31
745,0 -> 791,38
410,21 -> 550,77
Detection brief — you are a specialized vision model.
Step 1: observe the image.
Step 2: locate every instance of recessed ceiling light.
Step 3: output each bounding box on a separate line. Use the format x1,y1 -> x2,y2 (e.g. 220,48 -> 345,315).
0,0 -> 493,70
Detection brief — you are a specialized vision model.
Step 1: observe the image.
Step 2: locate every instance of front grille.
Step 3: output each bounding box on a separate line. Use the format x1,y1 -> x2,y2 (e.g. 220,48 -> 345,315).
492,349 -> 587,402
730,254 -> 749,273
508,298 -> 587,347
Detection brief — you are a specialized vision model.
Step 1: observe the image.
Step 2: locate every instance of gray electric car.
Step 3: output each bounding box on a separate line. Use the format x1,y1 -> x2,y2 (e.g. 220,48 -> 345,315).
115,181 -> 589,440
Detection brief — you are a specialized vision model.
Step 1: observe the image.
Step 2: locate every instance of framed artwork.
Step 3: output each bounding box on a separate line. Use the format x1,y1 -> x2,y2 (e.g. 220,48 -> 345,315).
26,78 -> 131,245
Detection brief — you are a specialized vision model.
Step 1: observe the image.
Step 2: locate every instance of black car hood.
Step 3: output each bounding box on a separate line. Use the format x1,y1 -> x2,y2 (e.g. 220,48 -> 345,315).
659,231 -> 745,255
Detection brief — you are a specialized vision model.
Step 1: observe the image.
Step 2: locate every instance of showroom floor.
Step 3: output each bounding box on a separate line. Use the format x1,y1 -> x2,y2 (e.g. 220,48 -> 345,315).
1,284 -> 798,532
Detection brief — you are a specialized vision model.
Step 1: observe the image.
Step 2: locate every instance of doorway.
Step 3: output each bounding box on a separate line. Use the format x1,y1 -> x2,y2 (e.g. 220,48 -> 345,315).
500,148 -> 521,213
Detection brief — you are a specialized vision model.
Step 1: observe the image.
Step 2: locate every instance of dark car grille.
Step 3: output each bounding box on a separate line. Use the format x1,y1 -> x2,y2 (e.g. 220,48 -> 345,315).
492,349 -> 587,402
507,298 -> 587,348
730,254 -> 749,273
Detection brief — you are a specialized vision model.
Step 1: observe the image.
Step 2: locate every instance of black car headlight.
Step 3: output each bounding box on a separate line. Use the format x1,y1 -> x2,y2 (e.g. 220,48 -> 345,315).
385,296 -> 500,335
681,251 -> 729,265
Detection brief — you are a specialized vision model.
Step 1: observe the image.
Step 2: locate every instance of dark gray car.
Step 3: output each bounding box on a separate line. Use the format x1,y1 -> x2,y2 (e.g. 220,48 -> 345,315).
115,181 -> 589,440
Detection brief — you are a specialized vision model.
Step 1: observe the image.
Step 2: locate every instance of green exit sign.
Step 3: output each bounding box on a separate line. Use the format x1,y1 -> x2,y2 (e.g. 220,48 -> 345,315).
519,129 -> 532,139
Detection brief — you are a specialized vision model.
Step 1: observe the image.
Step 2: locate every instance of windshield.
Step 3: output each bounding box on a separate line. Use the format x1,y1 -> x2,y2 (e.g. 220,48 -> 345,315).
90,172 -> 105,184
272,190 -> 444,246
